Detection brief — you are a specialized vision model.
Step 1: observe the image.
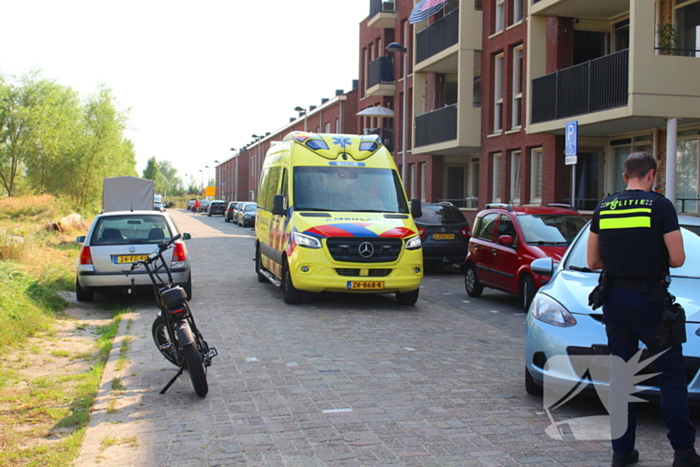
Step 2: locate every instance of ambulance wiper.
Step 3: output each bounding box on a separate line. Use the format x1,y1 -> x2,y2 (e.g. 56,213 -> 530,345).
569,265 -> 593,273
296,207 -> 329,211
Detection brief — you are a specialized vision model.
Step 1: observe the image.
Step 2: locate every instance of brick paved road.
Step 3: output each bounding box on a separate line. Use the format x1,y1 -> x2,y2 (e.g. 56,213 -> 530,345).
75,209 -> 694,467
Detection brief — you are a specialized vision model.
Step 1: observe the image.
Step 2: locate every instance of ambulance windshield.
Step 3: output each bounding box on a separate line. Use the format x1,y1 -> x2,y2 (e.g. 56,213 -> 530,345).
293,166 -> 409,213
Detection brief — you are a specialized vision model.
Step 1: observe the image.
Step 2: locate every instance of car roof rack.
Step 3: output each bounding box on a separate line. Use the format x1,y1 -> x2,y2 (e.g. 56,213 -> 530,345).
485,203 -> 514,212
546,203 -> 578,212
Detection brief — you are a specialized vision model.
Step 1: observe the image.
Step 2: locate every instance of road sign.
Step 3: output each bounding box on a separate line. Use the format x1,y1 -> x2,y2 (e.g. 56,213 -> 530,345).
565,121 -> 578,157
565,155 -> 578,165
205,186 -> 215,197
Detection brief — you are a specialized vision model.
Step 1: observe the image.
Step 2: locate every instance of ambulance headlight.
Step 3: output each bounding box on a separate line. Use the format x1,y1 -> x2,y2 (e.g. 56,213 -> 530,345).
292,232 -> 322,249
405,236 -> 422,250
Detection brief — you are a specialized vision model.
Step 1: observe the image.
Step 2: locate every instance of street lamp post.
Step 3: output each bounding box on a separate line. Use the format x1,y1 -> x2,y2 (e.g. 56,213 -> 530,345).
214,160 -> 219,198
230,148 -> 237,201
386,42 -> 408,185
198,169 -> 203,194
294,106 -> 307,132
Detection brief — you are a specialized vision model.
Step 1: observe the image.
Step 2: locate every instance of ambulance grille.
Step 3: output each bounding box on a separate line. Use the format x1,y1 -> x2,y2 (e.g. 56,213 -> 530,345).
326,237 -> 402,263
335,268 -> 393,277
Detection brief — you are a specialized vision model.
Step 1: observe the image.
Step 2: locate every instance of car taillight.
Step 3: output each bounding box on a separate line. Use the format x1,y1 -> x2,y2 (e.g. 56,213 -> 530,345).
418,228 -> 426,237
172,243 -> 187,262
460,227 -> 471,238
80,246 -> 93,265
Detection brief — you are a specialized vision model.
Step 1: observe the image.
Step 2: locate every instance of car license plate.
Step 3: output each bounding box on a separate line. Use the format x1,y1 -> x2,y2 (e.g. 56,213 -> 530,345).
432,233 -> 455,240
347,281 -> 384,290
115,255 -> 148,264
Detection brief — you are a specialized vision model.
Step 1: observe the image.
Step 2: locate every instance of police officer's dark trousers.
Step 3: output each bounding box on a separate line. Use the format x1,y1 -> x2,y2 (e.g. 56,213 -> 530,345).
604,287 -> 695,453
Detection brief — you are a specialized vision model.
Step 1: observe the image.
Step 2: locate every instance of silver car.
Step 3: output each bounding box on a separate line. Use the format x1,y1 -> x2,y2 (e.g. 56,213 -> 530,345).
75,211 -> 192,301
525,214 -> 700,399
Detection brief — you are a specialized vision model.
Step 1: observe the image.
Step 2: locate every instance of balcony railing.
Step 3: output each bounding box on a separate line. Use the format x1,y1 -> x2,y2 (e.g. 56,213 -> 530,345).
367,56 -> 395,89
531,49 -> 629,124
416,8 -> 459,64
655,47 -> 700,57
415,104 -> 457,147
365,127 -> 394,153
370,0 -> 395,17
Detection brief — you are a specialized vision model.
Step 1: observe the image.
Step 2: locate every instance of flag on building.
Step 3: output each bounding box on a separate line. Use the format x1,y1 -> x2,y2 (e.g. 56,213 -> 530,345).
409,0 -> 448,24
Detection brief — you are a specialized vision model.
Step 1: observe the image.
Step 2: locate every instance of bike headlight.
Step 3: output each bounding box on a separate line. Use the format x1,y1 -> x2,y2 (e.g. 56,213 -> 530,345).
292,231 -> 322,249
530,293 -> 577,327
405,236 -> 422,250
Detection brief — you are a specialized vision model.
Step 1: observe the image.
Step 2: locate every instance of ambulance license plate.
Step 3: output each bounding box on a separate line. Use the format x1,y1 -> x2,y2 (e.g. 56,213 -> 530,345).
347,281 -> 384,290
432,233 -> 455,240
115,255 -> 148,264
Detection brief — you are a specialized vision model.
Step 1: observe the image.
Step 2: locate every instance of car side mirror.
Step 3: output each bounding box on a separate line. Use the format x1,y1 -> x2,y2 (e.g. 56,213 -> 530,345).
497,235 -> 514,246
271,194 -> 286,216
531,257 -> 554,277
76,236 -> 86,243
182,233 -> 191,240
410,198 -> 422,219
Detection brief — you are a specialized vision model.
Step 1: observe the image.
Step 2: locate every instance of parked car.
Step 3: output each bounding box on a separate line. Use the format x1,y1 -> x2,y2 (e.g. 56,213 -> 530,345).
198,199 -> 211,213
153,201 -> 165,212
236,202 -> 257,227
207,200 -> 227,217
224,201 -> 239,222
464,203 -> 587,311
414,202 -> 471,267
75,211 -> 192,301
524,215 -> 700,399
187,200 -> 197,211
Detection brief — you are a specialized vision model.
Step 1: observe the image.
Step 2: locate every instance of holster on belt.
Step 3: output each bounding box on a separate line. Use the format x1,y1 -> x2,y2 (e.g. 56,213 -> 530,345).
588,270 -> 614,310
654,292 -> 687,349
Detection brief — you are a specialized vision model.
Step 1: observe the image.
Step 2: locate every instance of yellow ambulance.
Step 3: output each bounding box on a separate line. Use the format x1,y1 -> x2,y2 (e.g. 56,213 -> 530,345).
255,132 -> 424,305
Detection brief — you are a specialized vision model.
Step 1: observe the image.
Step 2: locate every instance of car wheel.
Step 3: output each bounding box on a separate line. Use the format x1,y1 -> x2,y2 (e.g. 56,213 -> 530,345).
225,216 -> 229,223
282,259 -> 303,305
521,275 -> 536,312
396,288 -> 419,305
75,277 -> 93,302
207,213 -> 211,217
525,367 -> 543,396
464,263 -> 483,297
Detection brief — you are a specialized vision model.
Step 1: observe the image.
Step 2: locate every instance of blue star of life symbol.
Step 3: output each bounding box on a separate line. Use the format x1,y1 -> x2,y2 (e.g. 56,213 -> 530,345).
332,136 -> 352,148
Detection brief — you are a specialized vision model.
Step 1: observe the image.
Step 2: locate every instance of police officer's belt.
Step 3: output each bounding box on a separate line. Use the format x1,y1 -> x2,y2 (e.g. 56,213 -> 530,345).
611,277 -> 654,295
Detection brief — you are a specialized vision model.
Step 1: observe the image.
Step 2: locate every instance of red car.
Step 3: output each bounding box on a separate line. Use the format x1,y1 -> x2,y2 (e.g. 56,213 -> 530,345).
463,204 -> 587,311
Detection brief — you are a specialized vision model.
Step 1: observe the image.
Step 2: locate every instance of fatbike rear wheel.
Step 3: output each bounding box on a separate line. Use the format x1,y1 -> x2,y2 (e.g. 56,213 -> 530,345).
151,315 -> 177,366
183,343 -> 208,397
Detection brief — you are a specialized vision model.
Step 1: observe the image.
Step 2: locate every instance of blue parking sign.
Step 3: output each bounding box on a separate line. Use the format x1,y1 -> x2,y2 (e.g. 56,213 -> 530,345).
565,121 -> 578,156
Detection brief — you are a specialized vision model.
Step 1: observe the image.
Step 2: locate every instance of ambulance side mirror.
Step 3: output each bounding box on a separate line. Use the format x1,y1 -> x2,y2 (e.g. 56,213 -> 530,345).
410,198 -> 422,219
271,195 -> 286,216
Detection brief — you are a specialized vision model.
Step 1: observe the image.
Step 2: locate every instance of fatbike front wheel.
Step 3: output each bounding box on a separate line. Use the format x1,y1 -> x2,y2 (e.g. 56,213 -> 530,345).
151,315 -> 178,367
183,343 -> 208,397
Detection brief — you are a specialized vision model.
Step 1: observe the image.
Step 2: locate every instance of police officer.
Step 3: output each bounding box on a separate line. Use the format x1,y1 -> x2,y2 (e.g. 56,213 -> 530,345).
587,151 -> 697,467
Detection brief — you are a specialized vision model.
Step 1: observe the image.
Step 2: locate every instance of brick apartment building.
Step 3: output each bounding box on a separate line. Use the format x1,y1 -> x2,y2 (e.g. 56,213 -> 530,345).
219,0 -> 700,217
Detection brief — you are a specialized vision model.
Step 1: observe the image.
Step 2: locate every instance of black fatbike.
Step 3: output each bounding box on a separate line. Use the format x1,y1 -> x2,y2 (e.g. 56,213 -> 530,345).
125,234 -> 217,397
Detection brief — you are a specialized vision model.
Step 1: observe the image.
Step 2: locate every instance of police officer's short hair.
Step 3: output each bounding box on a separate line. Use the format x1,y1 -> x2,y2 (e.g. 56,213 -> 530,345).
624,151 -> 657,179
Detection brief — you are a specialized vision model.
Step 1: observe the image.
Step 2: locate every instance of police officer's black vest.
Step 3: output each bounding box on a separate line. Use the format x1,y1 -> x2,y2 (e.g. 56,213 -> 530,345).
596,190 -> 668,279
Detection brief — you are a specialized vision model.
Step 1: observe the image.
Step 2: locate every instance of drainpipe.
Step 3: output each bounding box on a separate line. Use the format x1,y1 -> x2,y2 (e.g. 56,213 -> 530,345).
665,118 -> 678,205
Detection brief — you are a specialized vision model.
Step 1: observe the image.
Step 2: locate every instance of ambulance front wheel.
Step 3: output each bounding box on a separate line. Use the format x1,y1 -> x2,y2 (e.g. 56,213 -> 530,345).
395,288 -> 419,306
282,259 -> 303,305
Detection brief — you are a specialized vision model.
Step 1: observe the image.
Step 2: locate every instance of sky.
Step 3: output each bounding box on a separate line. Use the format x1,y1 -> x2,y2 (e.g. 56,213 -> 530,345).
1,1 -> 369,185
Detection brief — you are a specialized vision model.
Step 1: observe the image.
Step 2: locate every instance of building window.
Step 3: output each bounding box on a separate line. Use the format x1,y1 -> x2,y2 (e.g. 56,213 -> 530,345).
420,162 -> 427,202
325,122 -> 330,133
336,118 -> 340,132
493,153 -> 502,202
513,0 -> 523,23
495,0 -> 505,33
512,46 -> 523,129
530,148 -> 543,203
676,136 -> 700,212
510,150 -> 521,204
494,53 -> 504,133
468,159 -> 479,208
675,0 -> 700,57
